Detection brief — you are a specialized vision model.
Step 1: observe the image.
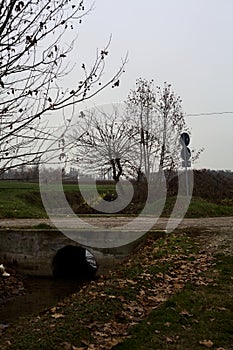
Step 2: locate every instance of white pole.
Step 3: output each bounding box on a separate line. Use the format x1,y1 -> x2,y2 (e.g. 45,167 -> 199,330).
185,165 -> 189,197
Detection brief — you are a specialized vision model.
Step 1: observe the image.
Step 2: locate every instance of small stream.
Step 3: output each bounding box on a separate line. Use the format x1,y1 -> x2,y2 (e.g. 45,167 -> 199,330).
0,276 -> 84,324
0,247 -> 98,325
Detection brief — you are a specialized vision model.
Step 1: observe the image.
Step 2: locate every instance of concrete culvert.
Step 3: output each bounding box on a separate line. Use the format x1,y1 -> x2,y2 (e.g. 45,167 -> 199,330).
52,245 -> 97,280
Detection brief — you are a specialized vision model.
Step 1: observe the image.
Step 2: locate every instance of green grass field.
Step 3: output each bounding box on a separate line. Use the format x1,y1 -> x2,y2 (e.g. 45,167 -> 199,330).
0,180 -> 232,219
0,181 -> 44,218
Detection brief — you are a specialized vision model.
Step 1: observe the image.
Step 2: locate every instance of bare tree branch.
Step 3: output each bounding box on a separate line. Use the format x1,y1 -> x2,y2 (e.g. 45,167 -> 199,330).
69,105 -> 136,182
0,0 -> 127,174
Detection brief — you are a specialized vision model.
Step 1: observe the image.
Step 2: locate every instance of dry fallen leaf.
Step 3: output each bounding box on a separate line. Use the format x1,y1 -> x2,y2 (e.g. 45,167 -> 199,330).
217,307 -> 227,311
126,279 -> 137,285
173,283 -> 184,290
179,309 -> 193,317
108,338 -> 123,347
51,313 -> 64,319
199,339 -> 214,348
63,342 -> 72,350
166,337 -> 174,343
87,344 -> 95,349
81,340 -> 90,346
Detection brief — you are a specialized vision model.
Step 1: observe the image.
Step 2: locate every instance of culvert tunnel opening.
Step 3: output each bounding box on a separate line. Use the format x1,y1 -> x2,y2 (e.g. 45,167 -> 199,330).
52,245 -> 97,280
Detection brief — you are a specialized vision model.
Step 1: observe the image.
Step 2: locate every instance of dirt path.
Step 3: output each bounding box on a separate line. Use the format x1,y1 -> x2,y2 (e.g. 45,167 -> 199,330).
0,216 -> 232,229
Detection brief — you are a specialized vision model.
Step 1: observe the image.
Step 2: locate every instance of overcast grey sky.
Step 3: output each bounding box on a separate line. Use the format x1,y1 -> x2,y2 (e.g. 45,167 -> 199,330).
66,0 -> 233,170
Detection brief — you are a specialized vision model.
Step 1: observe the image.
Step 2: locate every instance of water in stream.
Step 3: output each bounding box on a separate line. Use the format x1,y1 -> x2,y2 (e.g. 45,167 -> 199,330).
0,276 -> 83,324
0,246 -> 98,325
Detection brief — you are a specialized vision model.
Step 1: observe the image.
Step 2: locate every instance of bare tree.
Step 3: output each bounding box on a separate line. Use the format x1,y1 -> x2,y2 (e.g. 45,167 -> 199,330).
0,0 -> 126,175
155,83 -> 187,170
125,78 -> 159,180
126,79 -> 190,180
70,81 -> 201,183
70,106 -> 137,182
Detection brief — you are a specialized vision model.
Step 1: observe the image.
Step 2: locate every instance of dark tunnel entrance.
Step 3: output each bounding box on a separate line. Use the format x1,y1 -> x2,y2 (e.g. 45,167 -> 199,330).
52,245 -> 97,280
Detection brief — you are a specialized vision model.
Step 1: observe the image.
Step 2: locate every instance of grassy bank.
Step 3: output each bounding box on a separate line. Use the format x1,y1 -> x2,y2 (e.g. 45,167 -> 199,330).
0,231 -> 232,349
0,181 -> 233,219
115,254 -> 233,350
